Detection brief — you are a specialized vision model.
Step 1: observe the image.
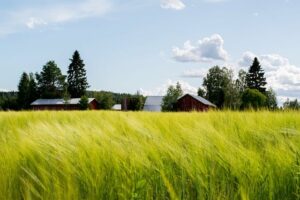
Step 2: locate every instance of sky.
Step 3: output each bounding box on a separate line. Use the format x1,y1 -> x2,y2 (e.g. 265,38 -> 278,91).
0,0 -> 300,104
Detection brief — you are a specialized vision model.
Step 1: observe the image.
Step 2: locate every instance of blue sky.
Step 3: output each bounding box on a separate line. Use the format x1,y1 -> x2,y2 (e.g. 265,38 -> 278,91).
0,0 -> 299,103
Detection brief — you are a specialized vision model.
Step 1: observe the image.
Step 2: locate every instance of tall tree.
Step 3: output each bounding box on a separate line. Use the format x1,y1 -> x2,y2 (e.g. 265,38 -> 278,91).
203,66 -> 231,108
236,69 -> 247,94
161,82 -> 183,112
17,72 -> 38,109
265,88 -> 278,110
36,61 -> 66,98
67,50 -> 89,98
17,72 -> 30,109
223,69 -> 241,110
246,57 -> 267,93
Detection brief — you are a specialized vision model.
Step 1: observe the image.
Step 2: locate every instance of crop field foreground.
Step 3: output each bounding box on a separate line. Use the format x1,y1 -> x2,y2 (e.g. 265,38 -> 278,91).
1,111 -> 300,200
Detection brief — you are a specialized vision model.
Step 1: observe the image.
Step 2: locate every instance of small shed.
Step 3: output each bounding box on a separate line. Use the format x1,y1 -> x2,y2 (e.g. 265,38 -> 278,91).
31,98 -> 98,110
143,96 -> 164,112
177,94 -> 216,112
112,104 -> 122,111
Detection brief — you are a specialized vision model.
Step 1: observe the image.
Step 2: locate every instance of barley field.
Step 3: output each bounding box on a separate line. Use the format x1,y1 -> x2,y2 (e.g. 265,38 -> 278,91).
0,111 -> 300,200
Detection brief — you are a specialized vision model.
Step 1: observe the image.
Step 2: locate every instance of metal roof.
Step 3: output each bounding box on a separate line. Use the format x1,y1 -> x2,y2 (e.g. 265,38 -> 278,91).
112,104 -> 122,110
31,98 -> 96,106
178,94 -> 216,107
143,96 -> 163,112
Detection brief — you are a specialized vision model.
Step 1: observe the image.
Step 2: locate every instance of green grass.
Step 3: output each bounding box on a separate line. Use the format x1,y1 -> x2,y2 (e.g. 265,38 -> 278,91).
1,111 -> 300,200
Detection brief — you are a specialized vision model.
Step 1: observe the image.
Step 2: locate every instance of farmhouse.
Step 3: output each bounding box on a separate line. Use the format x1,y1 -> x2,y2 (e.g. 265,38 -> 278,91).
143,96 -> 164,112
177,94 -> 216,112
31,98 -> 98,110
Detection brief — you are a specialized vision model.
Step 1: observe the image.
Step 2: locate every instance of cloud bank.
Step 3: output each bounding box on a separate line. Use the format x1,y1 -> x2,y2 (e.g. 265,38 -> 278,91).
0,0 -> 112,35
172,34 -> 229,62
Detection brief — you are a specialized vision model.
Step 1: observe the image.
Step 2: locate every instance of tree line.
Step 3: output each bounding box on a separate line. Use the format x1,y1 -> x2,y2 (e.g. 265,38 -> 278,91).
0,51 -> 144,111
0,54 -> 298,111
162,57 -> 297,111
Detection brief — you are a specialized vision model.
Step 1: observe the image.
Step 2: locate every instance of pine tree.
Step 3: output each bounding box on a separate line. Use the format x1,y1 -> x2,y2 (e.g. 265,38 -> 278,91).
246,57 -> 267,93
67,50 -> 89,98
28,73 -> 38,105
17,72 -> 30,109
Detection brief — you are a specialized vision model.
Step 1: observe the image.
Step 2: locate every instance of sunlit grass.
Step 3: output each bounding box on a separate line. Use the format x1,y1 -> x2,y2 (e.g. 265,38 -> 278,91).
0,111 -> 300,199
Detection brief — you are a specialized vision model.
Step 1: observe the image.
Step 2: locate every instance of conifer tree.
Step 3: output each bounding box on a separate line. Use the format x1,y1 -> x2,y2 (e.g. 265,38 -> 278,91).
67,50 -> 89,98
17,72 -> 30,109
246,57 -> 267,93
36,61 -> 66,98
17,72 -> 38,109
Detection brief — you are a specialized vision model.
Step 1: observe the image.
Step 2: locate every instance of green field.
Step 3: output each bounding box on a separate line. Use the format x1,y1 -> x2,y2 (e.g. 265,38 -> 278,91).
1,111 -> 300,200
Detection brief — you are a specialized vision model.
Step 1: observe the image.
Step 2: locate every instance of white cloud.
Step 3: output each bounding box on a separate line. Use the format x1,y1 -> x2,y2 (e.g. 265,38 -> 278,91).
182,69 -> 207,78
0,0 -> 112,34
161,0 -> 186,10
172,34 -> 229,62
26,17 -> 47,29
139,79 -> 198,96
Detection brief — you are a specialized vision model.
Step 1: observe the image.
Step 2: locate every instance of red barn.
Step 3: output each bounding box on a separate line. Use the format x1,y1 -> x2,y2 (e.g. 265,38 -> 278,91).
177,94 -> 216,112
31,98 -> 98,110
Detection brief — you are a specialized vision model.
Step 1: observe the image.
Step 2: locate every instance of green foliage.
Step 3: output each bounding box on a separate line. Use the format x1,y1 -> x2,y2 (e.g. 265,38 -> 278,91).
17,72 -> 38,110
246,57 -> 267,93
223,69 -> 242,110
79,96 -> 89,110
17,72 -> 30,109
161,82 -> 183,111
265,88 -> 278,110
67,51 -> 89,98
95,92 -> 115,110
236,69 -> 247,94
241,88 -> 267,109
197,87 -> 206,97
0,92 -> 18,110
283,99 -> 300,110
203,66 -> 231,108
0,111 -> 300,199
126,95 -> 145,111
36,61 -> 66,98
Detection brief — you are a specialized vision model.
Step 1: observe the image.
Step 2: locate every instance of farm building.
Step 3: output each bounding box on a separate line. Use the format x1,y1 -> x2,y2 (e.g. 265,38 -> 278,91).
143,96 -> 164,112
31,98 -> 98,110
111,104 -> 122,111
177,94 -> 216,112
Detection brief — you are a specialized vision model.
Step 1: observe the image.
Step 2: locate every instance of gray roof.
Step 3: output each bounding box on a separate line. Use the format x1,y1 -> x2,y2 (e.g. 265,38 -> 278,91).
31,98 -> 96,106
112,104 -> 122,110
178,94 -> 216,107
143,96 -> 163,112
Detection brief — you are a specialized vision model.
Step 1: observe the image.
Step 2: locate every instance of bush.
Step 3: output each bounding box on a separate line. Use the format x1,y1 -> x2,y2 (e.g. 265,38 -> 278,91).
241,89 -> 266,109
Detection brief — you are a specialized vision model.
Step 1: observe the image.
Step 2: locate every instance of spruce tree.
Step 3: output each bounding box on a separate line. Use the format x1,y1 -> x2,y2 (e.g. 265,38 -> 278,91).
17,72 -> 30,109
67,50 -> 89,98
246,57 -> 267,93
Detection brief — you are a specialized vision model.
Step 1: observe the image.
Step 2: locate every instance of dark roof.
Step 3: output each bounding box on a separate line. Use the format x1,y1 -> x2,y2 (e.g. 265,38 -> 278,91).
143,96 -> 164,112
178,94 -> 216,107
31,98 -> 97,106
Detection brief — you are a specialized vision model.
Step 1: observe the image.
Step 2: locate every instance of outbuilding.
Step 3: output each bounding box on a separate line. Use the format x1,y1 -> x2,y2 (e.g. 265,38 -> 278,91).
31,98 -> 98,110
143,96 -> 164,112
177,94 -> 216,112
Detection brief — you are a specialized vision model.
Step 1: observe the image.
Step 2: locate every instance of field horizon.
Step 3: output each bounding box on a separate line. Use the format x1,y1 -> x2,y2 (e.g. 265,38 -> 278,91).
1,111 -> 300,199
